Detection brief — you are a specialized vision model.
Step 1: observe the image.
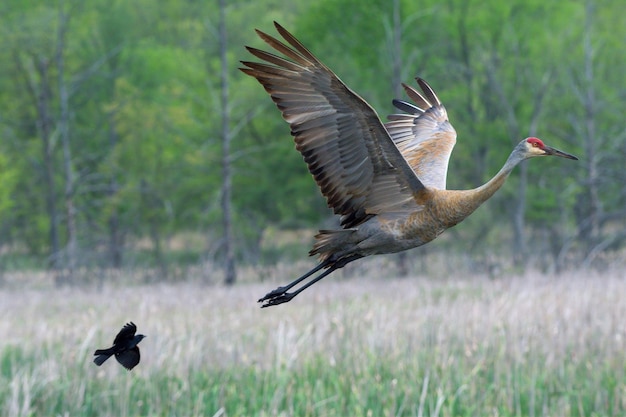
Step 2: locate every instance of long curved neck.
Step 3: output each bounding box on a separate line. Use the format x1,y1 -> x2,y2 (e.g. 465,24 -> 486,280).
434,148 -> 526,229
472,152 -> 522,205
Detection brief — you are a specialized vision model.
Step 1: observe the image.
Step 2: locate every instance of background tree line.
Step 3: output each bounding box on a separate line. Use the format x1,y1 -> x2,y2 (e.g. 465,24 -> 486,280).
0,0 -> 624,284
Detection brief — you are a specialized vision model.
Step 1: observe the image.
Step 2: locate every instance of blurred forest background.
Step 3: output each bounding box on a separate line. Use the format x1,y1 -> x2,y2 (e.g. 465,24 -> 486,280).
0,0 -> 624,286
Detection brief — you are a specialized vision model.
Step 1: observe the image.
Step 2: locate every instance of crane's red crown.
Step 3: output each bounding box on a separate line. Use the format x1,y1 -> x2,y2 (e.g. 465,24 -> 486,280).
526,137 -> 545,149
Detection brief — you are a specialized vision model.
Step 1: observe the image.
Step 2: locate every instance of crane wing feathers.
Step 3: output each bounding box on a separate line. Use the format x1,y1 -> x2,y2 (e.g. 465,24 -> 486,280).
253,27 -> 318,66
391,99 -> 424,115
241,22 -> 425,228
245,47 -> 308,72
400,83 -> 432,109
416,78 -> 442,106
385,79 -> 457,190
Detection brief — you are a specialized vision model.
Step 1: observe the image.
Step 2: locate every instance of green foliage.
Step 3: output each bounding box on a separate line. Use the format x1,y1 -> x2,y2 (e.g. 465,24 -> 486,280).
0,153 -> 18,218
0,0 -> 623,271
4,350 -> 623,416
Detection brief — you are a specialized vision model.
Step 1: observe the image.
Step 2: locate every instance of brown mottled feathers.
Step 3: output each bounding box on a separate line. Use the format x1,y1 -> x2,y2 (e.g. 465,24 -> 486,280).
240,22 -> 428,229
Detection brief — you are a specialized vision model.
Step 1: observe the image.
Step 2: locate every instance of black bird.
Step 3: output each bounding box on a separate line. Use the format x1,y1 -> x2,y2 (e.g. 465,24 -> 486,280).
93,322 -> 146,370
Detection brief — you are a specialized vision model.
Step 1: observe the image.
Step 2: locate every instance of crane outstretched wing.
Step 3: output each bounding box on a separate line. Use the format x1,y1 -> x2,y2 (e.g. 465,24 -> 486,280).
385,79 -> 457,190
240,22 -> 425,229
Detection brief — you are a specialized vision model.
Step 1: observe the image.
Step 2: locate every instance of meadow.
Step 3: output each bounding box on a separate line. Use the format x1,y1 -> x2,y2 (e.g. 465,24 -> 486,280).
1,263 -> 625,417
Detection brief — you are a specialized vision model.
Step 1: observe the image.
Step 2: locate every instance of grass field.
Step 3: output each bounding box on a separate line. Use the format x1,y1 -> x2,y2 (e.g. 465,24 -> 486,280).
1,265 -> 625,416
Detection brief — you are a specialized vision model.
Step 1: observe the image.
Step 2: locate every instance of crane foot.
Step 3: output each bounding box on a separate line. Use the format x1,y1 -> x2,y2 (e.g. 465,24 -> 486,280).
258,286 -> 289,303
260,292 -> 297,308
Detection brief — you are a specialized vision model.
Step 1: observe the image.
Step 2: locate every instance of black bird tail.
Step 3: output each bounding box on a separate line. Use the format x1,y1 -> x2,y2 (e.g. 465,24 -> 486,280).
93,348 -> 114,366
93,354 -> 111,366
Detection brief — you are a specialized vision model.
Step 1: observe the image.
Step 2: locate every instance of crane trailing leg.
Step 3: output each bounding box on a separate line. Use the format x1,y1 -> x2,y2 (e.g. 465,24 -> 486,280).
258,254 -> 363,307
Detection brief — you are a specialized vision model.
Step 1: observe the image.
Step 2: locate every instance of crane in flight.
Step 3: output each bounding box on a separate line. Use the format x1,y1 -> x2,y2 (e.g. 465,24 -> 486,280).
240,22 -> 578,308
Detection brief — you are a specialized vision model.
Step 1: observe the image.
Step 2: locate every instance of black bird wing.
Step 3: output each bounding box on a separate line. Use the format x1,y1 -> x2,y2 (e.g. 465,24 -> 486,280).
115,346 -> 141,370
113,322 -> 137,345
241,22 -> 425,229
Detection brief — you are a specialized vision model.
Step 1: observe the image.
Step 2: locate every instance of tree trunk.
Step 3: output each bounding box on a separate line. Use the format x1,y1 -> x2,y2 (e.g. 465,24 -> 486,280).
390,0 -> 402,99
511,162 -> 527,266
29,57 -> 61,273
107,116 -> 123,268
141,179 -> 167,281
581,1 -> 601,253
56,6 -> 77,285
218,0 -> 236,285
388,0 -> 409,277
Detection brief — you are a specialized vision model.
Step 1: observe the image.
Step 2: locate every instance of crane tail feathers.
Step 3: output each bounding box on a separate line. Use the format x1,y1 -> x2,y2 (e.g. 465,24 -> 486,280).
309,229 -> 357,261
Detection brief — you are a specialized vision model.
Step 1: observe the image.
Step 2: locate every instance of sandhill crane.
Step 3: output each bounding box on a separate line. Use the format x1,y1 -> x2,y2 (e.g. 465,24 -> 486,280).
241,22 -> 578,307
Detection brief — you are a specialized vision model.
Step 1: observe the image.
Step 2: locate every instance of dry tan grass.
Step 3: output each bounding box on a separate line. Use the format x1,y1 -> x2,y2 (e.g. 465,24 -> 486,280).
1,267 -> 625,369
1,266 -> 625,416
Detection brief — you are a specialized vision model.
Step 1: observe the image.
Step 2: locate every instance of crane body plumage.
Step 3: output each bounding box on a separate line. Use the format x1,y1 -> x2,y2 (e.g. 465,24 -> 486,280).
241,22 -> 578,307
311,150 -> 521,263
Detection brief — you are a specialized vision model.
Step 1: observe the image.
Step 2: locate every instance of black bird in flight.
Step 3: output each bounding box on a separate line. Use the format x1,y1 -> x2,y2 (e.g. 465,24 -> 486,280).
93,322 -> 146,370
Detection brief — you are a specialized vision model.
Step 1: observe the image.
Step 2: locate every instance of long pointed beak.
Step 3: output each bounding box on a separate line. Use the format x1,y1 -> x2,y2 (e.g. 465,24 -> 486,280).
544,146 -> 578,160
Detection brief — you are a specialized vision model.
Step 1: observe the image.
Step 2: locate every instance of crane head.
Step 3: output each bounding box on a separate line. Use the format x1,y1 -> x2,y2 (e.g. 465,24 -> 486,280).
523,137 -> 578,160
